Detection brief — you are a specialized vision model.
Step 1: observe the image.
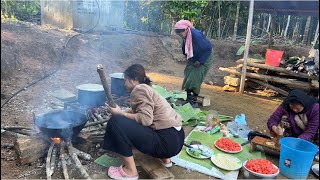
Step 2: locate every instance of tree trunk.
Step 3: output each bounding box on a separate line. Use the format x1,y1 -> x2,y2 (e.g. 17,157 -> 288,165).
218,1 -> 221,40
266,14 -> 271,33
268,15 -> 275,48
284,15 -> 291,38
312,20 -> 319,49
170,20 -> 175,35
232,1 -> 240,41
261,13 -> 266,37
222,6 -> 231,39
292,17 -> 300,43
303,16 -> 312,45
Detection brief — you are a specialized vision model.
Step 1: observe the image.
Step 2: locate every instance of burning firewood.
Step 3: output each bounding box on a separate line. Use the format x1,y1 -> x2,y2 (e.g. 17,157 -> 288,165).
60,141 -> 69,180
50,144 -> 58,176
66,141 -> 91,179
69,146 -> 92,160
46,142 -> 55,180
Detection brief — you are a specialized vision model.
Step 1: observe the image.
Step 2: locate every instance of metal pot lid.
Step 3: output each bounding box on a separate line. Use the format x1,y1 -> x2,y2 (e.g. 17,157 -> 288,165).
76,84 -> 104,91
109,73 -> 124,79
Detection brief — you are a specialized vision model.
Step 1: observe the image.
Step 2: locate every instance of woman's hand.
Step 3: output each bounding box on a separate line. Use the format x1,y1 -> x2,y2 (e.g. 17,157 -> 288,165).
272,125 -> 284,136
105,103 -> 123,116
193,61 -> 200,67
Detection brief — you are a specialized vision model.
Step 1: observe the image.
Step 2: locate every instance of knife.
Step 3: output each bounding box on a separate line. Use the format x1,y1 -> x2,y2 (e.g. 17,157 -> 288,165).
184,143 -> 212,158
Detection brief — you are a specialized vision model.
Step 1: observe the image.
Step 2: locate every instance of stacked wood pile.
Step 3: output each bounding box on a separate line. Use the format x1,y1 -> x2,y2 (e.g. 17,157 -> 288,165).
219,58 -> 319,96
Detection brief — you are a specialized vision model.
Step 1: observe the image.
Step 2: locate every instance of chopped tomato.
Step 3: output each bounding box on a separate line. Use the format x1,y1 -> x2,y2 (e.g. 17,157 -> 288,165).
215,137 -> 241,152
245,158 -> 278,174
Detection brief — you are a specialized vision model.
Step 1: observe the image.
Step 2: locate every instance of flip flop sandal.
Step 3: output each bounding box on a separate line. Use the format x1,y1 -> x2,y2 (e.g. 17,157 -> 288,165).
108,165 -> 139,180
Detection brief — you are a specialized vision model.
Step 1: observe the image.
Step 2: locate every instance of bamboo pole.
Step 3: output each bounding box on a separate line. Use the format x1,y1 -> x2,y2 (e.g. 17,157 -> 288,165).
240,0 -> 254,93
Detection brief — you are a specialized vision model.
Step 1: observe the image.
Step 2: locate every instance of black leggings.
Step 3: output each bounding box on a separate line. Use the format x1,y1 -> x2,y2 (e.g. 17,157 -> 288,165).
103,115 -> 185,158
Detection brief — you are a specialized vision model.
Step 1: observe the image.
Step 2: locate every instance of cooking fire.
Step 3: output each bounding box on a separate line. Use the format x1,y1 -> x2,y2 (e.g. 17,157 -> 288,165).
51,137 -> 61,144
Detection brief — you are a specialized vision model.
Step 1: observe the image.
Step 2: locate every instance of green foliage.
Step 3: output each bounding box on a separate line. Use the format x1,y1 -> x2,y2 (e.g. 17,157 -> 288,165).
1,0 -> 40,21
162,0 -> 208,23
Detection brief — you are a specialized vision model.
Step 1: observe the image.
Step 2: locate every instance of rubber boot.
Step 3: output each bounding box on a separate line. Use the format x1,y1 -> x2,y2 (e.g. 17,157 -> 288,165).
175,90 -> 192,106
190,91 -> 199,108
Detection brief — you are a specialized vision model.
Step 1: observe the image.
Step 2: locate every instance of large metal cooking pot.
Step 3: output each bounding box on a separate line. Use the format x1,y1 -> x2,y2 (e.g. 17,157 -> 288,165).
34,110 -> 88,139
109,73 -> 130,98
76,84 -> 106,107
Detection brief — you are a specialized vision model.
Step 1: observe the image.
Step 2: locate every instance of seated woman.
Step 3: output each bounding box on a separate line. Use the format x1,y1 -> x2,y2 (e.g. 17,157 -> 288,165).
103,64 -> 184,180
267,89 -> 319,144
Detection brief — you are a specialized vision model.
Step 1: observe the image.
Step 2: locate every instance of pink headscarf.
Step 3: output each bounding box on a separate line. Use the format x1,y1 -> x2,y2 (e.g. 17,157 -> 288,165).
174,20 -> 193,60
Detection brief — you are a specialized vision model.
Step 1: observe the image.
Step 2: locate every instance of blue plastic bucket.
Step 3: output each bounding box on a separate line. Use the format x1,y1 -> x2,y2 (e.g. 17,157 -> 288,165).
279,137 -> 318,179
109,73 -> 130,98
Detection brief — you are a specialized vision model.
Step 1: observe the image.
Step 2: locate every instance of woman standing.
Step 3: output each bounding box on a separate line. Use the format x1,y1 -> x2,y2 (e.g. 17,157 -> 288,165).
103,64 -> 185,180
174,20 -> 213,108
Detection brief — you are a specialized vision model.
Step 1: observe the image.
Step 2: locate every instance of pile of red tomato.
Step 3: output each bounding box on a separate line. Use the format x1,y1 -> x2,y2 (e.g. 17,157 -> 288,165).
215,137 -> 241,152
245,158 -> 278,174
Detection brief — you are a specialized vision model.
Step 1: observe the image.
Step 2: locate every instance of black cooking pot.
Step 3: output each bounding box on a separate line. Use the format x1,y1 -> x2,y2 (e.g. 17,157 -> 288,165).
34,110 -> 88,139
76,84 -> 106,107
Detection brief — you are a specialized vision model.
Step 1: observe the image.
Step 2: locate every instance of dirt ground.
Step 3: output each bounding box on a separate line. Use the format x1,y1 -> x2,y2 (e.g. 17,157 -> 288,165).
1,21 -> 317,179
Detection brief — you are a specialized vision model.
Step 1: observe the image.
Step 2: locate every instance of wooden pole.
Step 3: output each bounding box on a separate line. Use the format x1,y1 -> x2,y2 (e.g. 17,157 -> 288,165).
97,64 -> 116,108
239,0 -> 254,93
249,79 -> 289,96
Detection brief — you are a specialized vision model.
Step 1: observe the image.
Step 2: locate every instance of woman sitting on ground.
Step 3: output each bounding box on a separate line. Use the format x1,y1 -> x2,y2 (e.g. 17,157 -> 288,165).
267,89 -> 319,145
103,64 -> 185,180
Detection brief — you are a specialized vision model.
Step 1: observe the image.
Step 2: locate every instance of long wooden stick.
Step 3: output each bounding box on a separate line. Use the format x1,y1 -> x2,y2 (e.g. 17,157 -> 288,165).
249,79 -> 289,96
89,113 -> 102,127
60,142 -> 69,180
97,64 -> 116,108
70,146 -> 92,160
84,119 -> 109,127
49,145 -> 57,176
244,61 -> 318,80
1,126 -> 32,130
46,142 -> 55,180
67,142 -> 91,179
219,67 -> 313,89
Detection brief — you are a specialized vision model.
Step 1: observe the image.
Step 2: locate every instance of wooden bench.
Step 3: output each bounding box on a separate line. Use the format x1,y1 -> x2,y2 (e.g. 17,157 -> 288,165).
133,150 -> 174,179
